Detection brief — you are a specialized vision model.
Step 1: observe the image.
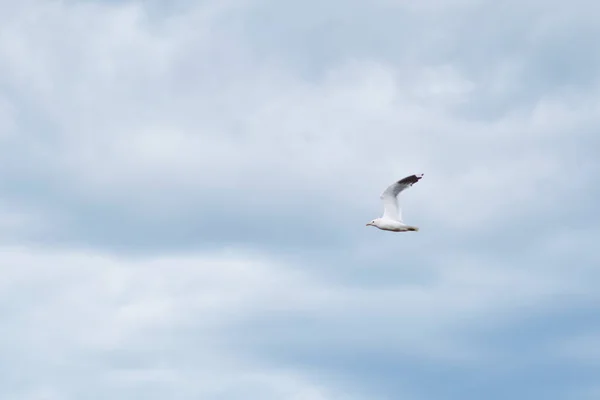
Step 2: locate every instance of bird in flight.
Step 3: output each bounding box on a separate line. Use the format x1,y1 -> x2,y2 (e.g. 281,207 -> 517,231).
366,173 -> 424,232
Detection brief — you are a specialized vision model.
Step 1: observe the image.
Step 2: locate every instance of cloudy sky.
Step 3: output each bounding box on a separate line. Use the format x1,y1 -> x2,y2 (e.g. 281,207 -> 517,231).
1,0 -> 599,399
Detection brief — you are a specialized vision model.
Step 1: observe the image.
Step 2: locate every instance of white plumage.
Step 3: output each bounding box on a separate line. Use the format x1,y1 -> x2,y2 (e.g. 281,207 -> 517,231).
366,173 -> 423,232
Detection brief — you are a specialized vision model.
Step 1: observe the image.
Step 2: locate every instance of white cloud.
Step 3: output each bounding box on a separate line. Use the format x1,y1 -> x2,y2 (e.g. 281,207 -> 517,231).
2,230 -> 597,398
0,0 -> 599,398
0,246 -> 363,399
0,0 -> 596,239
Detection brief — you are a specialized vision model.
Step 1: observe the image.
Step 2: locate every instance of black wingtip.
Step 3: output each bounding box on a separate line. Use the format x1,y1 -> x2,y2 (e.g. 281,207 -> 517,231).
397,173 -> 424,185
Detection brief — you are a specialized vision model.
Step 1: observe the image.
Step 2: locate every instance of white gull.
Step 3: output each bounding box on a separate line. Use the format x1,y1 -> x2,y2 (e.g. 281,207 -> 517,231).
366,173 -> 424,232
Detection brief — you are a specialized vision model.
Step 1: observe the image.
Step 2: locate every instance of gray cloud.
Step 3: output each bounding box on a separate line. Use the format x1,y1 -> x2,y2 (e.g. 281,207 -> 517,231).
0,0 -> 599,399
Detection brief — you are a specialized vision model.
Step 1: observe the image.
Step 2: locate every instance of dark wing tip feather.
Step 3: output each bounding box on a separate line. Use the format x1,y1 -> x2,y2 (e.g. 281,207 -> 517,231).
397,173 -> 424,185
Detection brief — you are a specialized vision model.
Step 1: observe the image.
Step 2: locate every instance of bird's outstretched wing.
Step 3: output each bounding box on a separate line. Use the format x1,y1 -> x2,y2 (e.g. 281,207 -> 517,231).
380,173 -> 424,221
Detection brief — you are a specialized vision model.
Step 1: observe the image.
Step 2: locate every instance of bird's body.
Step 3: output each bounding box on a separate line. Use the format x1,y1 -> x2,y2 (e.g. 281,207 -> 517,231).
366,173 -> 423,232
369,219 -> 419,232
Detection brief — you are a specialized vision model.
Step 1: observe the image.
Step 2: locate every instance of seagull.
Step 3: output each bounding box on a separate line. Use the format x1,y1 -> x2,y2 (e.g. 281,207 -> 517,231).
366,173 -> 424,232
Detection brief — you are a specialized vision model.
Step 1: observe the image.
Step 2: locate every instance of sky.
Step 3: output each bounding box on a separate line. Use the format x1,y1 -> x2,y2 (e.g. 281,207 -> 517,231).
0,0 -> 599,399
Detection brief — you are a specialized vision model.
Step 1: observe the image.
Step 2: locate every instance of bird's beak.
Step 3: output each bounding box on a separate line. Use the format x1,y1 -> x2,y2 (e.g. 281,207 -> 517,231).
366,222 -> 371,226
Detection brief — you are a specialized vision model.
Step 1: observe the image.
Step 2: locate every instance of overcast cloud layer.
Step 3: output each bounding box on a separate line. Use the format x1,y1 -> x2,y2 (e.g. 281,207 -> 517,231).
0,0 -> 599,399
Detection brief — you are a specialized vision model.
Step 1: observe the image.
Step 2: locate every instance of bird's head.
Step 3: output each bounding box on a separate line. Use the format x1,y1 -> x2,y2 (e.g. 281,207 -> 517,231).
366,219 -> 378,227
